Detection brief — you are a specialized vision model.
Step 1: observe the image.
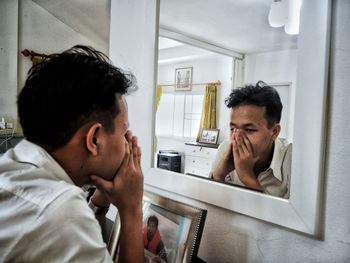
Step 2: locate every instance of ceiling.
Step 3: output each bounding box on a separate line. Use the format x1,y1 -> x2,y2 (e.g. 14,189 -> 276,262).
33,0 -> 110,48
159,0 -> 298,54
32,0 -> 298,55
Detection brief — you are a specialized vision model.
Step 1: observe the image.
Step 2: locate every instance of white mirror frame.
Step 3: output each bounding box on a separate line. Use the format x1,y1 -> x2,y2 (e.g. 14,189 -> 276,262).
109,0 -> 331,236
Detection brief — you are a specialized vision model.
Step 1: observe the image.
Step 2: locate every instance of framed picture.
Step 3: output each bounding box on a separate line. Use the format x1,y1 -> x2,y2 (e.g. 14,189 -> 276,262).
175,67 -> 193,91
108,191 -> 207,263
199,128 -> 220,145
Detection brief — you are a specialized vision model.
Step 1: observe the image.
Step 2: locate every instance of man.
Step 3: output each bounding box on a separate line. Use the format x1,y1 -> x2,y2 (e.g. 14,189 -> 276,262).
143,215 -> 167,262
211,81 -> 292,198
0,46 -> 144,262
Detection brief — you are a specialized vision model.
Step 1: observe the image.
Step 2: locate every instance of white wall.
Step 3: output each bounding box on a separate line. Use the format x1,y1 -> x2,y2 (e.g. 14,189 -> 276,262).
18,0 -> 108,93
244,49 -> 297,142
0,0 -> 108,133
0,0 -> 18,126
157,52 -> 233,144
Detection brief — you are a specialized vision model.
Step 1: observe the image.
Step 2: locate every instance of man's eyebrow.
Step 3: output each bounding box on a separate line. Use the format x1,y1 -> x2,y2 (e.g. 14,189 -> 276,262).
230,122 -> 256,127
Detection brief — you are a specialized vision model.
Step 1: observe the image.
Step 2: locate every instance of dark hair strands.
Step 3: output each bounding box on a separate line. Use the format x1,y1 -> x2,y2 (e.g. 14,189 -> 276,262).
18,45 -> 138,149
225,81 -> 283,128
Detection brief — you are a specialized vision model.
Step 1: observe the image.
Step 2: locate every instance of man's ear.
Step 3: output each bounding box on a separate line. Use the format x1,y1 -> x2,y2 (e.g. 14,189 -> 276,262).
271,123 -> 281,140
86,123 -> 102,156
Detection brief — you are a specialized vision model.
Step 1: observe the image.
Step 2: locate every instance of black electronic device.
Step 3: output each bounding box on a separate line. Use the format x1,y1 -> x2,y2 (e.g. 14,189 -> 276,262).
157,151 -> 181,173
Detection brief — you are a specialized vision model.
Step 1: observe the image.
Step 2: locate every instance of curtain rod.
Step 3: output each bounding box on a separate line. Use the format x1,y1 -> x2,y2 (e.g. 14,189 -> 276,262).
21,49 -> 51,59
158,80 -> 221,87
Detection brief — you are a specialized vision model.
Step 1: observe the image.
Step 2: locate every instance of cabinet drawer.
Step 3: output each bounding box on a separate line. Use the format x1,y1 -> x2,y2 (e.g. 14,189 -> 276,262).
185,145 -> 217,159
185,156 -> 212,169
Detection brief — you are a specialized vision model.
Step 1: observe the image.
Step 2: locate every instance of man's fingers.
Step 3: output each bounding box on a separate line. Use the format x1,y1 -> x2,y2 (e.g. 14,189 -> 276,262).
130,138 -> 142,170
132,136 -> 138,164
239,134 -> 249,155
136,145 -> 142,168
126,130 -> 133,141
127,134 -> 133,166
236,130 -> 250,156
232,137 -> 240,158
235,132 -> 244,154
117,140 -> 131,174
242,134 -> 254,155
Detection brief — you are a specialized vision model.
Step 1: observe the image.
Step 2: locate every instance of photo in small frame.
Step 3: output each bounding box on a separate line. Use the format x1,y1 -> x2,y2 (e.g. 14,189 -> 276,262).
199,128 -> 220,145
175,67 -> 193,91
108,191 -> 207,263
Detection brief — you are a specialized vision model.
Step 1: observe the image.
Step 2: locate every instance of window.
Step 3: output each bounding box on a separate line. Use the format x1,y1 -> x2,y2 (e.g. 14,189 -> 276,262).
156,92 -> 204,139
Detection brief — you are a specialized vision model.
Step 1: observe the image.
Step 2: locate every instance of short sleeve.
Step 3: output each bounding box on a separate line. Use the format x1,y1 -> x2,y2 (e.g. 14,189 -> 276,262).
7,188 -> 113,263
209,140 -> 230,178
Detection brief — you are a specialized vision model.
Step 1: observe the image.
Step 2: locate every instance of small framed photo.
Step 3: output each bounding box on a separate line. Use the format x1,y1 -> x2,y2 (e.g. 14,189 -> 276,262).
175,67 -> 193,91
199,128 -> 220,145
108,191 -> 207,263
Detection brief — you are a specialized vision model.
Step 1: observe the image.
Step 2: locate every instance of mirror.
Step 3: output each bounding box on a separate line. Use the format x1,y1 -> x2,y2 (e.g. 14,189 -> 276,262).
109,0 -> 330,236
154,0 -> 298,198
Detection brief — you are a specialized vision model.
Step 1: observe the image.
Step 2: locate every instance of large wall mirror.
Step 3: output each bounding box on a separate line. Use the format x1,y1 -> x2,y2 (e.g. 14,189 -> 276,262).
112,0 -> 331,236
154,0 -> 298,199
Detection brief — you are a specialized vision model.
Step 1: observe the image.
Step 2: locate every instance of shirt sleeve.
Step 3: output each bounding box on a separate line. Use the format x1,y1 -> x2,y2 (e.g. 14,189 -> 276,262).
282,143 -> 292,199
8,188 -> 113,263
209,140 -> 229,178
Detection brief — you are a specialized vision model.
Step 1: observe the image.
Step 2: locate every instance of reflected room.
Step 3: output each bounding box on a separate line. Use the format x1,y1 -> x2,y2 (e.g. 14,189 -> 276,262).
154,0 -> 298,198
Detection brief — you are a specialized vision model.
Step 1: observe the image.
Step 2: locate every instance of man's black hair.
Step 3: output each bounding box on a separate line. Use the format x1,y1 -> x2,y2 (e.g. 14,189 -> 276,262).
225,81 -> 282,128
18,45 -> 137,149
147,215 -> 159,227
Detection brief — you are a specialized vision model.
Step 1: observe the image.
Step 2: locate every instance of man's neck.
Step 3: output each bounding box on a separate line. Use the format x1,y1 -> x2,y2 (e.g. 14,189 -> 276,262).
49,142 -> 89,187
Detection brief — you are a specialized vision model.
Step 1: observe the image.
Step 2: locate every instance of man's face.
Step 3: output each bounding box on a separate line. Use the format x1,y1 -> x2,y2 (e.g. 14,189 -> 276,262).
229,105 -> 279,164
99,96 -> 129,180
147,221 -> 157,237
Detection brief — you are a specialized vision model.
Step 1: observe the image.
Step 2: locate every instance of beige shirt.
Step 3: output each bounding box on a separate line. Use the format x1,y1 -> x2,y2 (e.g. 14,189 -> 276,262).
0,139 -> 113,263
211,138 -> 292,198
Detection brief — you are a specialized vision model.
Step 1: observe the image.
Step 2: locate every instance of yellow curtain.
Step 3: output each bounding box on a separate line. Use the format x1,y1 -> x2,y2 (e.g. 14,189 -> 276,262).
156,85 -> 163,112
197,84 -> 218,141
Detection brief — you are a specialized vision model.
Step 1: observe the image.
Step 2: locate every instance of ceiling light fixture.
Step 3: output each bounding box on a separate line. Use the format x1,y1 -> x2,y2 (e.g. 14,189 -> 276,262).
268,0 -> 302,35
285,0 -> 302,35
268,0 -> 287,28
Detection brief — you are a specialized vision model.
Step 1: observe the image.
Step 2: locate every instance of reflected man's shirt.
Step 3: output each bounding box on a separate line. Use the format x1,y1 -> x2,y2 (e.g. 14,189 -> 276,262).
210,138 -> 292,198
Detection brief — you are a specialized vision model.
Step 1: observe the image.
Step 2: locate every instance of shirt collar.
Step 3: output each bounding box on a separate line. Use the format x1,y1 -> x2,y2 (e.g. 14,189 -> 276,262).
13,139 -> 74,185
269,138 -> 287,182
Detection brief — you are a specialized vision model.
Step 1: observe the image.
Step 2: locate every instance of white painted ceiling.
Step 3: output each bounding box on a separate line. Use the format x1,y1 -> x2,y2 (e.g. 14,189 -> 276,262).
159,0 -> 298,54
33,0 -> 110,49
32,0 -> 297,55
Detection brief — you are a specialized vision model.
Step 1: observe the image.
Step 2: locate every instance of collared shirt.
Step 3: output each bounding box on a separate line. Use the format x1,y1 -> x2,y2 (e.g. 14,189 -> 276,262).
0,139 -> 113,262
211,138 -> 292,198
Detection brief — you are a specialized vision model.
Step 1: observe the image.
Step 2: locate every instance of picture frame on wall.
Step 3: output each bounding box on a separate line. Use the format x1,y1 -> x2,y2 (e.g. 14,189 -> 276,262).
199,128 -> 220,145
108,191 -> 207,263
175,67 -> 193,91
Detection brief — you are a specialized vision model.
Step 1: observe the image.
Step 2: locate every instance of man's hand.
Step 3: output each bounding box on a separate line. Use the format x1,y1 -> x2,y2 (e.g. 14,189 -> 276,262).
90,188 -> 110,208
90,130 -> 144,263
89,130 -> 143,216
232,129 -> 262,191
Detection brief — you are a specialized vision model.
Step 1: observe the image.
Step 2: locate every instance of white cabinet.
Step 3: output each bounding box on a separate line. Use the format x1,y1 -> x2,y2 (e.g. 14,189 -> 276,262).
184,143 -> 218,178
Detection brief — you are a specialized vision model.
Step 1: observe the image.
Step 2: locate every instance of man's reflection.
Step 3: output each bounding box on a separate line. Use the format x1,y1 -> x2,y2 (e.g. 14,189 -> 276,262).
211,81 -> 292,198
